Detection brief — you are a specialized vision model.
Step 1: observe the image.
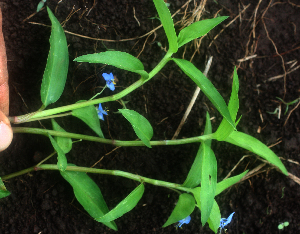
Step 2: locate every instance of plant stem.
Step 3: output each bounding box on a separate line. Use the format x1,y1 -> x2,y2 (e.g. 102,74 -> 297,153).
2,166 -> 36,180
16,112 -> 72,123
3,164 -> 193,193
36,151 -> 56,167
148,50 -> 173,79
13,78 -> 145,123
13,127 -> 213,146
89,85 -> 107,100
12,51 -> 174,123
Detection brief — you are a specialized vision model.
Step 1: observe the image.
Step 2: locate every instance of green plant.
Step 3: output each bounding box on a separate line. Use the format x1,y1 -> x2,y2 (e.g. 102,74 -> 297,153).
278,221 -> 289,230
277,97 -> 300,115
267,97 -> 300,118
1,1 -> 288,233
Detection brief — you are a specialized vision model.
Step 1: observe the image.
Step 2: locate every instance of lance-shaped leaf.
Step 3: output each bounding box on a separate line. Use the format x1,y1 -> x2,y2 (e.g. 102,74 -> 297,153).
36,0 -> 46,12
97,183 -> 145,222
215,67 -> 239,140
51,119 -> 72,154
227,67 -> 239,120
207,200 -> 221,233
162,193 -> 195,227
172,58 -> 235,129
192,171 -> 248,233
216,170 -> 248,196
192,187 -> 221,233
60,167 -> 117,230
199,142 -> 217,225
72,100 -> 104,138
153,0 -> 178,52
0,178 -> 11,199
225,131 -> 288,175
74,51 -> 148,79
183,112 -> 212,188
41,7 -> 69,107
178,17 -> 228,48
119,109 -> 153,148
48,133 -> 67,171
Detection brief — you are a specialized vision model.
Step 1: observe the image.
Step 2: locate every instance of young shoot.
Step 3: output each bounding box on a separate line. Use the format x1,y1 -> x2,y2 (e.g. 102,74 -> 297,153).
278,221 -> 289,230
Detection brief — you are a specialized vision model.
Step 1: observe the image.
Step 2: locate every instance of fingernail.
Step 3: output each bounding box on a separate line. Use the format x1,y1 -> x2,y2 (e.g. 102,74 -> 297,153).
0,121 -> 13,151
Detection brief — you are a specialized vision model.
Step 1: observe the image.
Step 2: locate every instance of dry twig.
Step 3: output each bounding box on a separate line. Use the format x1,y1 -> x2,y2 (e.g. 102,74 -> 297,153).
91,146 -> 122,168
29,0 -> 193,43
267,64 -> 300,82
133,7 -> 140,26
262,19 -> 287,95
208,4 -> 250,48
288,173 -> 300,186
284,99 -> 300,126
172,56 -> 213,140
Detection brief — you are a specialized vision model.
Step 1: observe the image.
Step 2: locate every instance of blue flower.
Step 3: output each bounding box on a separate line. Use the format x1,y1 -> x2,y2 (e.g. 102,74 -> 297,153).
97,103 -> 108,121
219,212 -> 235,233
176,215 -> 191,228
102,72 -> 115,91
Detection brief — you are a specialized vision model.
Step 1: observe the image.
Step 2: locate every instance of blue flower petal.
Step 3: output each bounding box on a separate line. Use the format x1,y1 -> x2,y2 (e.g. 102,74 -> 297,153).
219,212 -> 235,230
224,212 -> 235,226
97,103 -> 108,121
107,82 -> 115,91
177,215 -> 191,228
102,72 -> 115,91
102,73 -> 113,81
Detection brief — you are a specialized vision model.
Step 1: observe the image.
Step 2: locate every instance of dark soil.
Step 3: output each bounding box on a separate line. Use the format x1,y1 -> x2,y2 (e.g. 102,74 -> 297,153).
1,0 -> 300,233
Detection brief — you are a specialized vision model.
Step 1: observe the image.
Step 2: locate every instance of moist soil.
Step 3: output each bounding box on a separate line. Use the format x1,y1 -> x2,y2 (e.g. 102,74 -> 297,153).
0,0 -> 300,233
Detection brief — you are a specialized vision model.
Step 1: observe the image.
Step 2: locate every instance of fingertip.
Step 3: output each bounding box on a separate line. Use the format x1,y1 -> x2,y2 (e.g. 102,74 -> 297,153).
0,111 -> 13,151
0,120 -> 13,151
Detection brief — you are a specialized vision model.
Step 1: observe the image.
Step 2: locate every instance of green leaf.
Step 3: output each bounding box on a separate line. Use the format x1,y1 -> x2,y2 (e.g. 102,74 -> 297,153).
60,167 -> 117,230
72,100 -> 104,138
199,142 -> 217,225
216,170 -> 248,196
74,51 -> 148,79
177,17 -> 228,48
192,187 -> 220,233
207,200 -> 221,233
41,7 -> 69,107
214,118 -> 234,141
97,183 -> 145,222
214,67 -> 239,140
191,172 -> 248,232
225,131 -> 288,175
172,58 -> 235,129
228,67 -> 239,120
48,133 -> 67,171
0,178 -> 11,199
162,193 -> 195,227
183,112 -> 212,188
119,109 -> 153,148
51,119 -> 72,154
153,0 -> 178,52
36,0 -> 46,12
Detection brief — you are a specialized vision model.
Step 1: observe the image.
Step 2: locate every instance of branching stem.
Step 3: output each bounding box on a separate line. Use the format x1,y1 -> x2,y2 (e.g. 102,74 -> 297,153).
2,164 -> 193,193
13,127 -> 214,146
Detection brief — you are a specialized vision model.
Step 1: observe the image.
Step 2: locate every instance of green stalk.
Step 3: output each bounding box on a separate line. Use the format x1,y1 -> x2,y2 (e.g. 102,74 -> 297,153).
13,78 -> 144,123
89,84 -> 107,100
13,127 -> 213,146
16,112 -> 72,123
12,51 -> 173,123
2,166 -> 36,180
148,50 -> 173,79
2,164 -> 193,193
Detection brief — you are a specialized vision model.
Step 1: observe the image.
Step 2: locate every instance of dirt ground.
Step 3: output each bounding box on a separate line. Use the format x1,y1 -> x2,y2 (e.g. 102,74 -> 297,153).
0,0 -> 300,233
